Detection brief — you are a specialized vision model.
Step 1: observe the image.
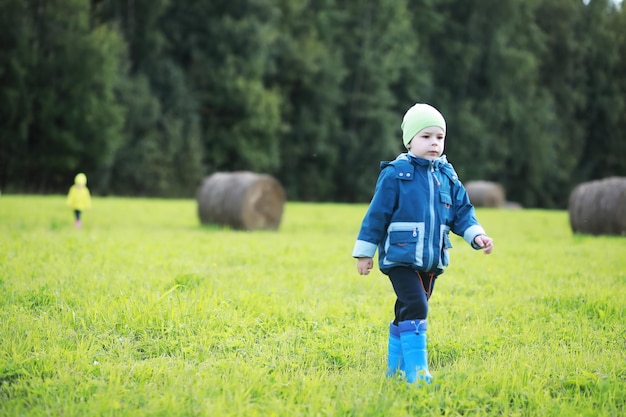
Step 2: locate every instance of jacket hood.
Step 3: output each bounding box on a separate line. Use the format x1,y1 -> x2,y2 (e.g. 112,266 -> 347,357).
74,173 -> 87,185
381,153 -> 458,183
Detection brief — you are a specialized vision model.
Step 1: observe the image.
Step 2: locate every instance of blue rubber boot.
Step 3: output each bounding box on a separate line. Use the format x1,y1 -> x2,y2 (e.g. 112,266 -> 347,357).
386,322 -> 404,377
398,319 -> 433,385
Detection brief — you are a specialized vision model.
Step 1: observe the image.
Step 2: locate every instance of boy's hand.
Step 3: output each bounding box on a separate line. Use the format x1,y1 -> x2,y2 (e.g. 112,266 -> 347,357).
474,235 -> 494,254
357,257 -> 373,275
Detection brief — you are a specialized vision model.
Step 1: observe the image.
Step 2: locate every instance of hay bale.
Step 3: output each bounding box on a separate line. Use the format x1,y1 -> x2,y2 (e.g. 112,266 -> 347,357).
197,172 -> 285,230
464,181 -> 506,208
568,177 -> 626,236
504,201 -> 523,210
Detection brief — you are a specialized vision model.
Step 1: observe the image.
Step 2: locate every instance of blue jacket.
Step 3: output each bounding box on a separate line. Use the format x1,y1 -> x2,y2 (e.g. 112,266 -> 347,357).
352,153 -> 486,275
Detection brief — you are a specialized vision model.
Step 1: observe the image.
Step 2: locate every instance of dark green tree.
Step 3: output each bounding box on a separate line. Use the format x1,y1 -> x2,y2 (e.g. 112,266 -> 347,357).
332,0 -> 421,202
577,0 -> 626,181
93,0 -> 204,197
419,0 -> 576,207
604,2 -> 626,177
533,0 -> 589,201
0,0 -> 125,193
0,0 -> 35,190
2,0 -> 624,205
266,0 -> 346,200
162,0 -> 282,177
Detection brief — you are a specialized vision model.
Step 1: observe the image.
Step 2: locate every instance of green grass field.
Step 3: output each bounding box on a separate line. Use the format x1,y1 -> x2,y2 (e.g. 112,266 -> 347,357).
1,195 -> 624,416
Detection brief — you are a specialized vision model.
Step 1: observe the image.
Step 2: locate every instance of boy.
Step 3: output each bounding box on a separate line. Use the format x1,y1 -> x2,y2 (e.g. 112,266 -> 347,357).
66,173 -> 92,227
352,103 -> 493,384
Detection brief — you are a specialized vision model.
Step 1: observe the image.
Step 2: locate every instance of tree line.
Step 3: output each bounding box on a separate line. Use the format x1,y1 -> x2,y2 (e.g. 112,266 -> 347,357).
1,0 -> 624,208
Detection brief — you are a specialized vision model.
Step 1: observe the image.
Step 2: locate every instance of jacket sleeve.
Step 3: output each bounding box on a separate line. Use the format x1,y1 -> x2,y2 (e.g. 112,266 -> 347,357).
450,181 -> 486,249
85,188 -> 92,209
352,166 -> 398,258
66,186 -> 75,207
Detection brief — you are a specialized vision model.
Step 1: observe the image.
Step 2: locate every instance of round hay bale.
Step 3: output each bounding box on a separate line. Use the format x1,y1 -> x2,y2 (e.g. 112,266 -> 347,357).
464,181 -> 506,208
197,172 -> 285,230
568,177 -> 626,236
504,201 -> 523,210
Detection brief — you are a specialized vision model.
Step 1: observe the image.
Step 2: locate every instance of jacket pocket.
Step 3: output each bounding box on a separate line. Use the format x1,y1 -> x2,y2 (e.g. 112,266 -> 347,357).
440,191 -> 452,222
384,223 -> 424,265
439,226 -> 453,267
440,192 -> 452,208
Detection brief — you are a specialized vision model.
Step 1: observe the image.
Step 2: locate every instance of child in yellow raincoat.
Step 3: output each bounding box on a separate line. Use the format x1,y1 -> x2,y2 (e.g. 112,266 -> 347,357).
66,173 -> 91,227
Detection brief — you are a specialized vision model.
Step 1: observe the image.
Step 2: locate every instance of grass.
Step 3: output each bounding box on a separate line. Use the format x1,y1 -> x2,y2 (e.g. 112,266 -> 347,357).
0,195 -> 624,416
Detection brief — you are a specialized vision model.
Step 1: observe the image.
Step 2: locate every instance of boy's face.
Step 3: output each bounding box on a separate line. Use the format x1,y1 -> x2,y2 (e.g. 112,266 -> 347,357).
407,126 -> 445,160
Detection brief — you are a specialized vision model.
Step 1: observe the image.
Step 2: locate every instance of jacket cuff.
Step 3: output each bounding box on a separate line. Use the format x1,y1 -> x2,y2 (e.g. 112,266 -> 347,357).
352,240 -> 377,258
463,225 -> 486,249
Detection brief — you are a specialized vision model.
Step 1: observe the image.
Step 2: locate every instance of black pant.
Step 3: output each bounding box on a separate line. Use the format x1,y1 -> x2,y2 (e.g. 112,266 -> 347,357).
74,210 -> 82,221
388,266 -> 437,325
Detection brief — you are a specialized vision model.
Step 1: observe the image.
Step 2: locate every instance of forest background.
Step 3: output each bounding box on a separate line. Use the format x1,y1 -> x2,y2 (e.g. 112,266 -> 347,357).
1,0 -> 625,208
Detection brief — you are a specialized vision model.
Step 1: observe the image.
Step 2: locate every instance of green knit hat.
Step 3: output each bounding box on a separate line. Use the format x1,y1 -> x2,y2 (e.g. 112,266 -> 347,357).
401,103 -> 446,149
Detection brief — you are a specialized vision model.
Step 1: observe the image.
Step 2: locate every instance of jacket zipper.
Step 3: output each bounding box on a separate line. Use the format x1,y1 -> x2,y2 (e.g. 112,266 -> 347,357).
427,161 -> 436,269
